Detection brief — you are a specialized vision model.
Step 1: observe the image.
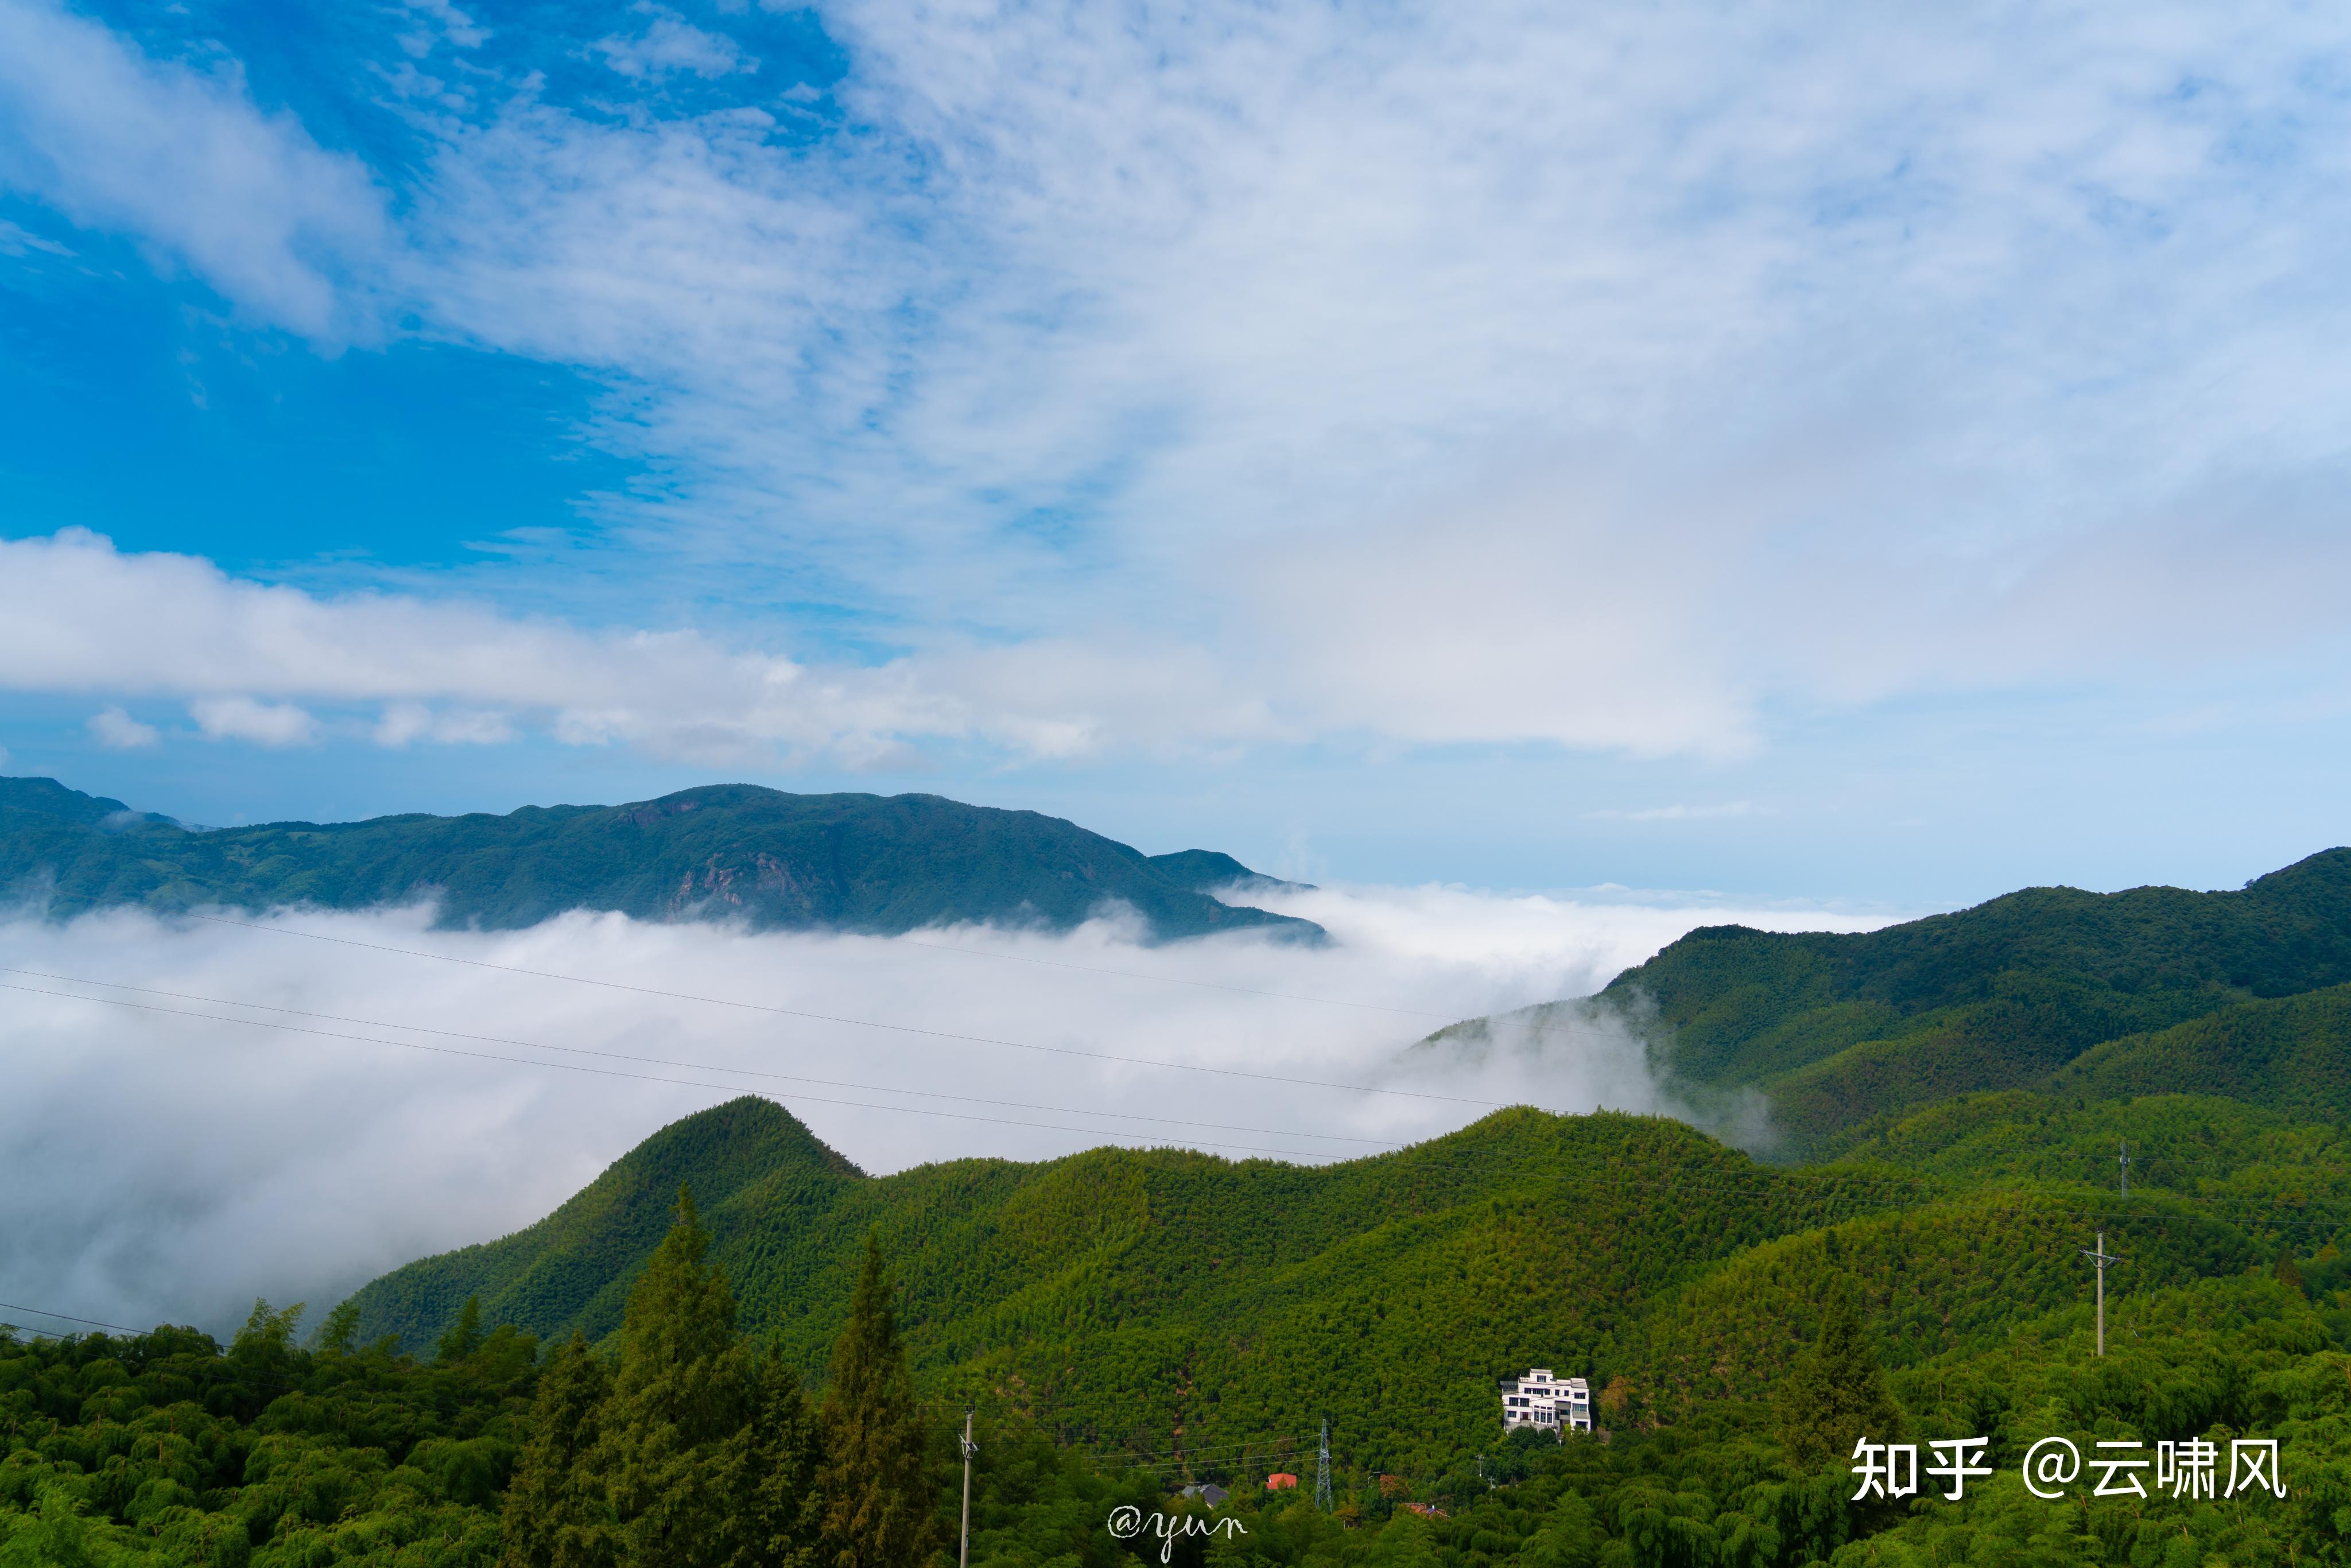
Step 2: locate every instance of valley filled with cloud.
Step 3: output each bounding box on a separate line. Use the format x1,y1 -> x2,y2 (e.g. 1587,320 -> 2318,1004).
0,881 -> 1883,1336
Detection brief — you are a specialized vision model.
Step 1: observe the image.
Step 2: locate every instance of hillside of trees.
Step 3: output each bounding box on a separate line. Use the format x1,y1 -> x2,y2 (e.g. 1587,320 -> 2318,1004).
0,775 -> 1313,940
1571,848 -> 2351,1155
14,844 -> 2351,1560
12,1083 -> 2350,1564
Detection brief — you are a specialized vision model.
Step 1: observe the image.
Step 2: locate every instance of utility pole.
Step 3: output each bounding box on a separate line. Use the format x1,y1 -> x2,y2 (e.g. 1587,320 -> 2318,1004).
959,1407 -> 976,1568
2082,1232 -> 2124,1356
1314,1418 -> 1333,1512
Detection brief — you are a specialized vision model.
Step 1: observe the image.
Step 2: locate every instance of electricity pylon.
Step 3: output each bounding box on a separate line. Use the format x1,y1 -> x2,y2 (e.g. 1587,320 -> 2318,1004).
1314,1418 -> 1332,1512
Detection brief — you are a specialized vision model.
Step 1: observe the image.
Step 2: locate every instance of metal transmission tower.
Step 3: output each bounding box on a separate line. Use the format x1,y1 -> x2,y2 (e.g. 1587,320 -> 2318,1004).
2119,1140 -> 2131,1201
1314,1419 -> 1333,1512
2082,1231 -> 2125,1357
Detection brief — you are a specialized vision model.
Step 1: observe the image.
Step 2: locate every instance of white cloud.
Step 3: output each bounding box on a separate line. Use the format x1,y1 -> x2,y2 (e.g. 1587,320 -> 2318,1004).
86,705 -> 159,750
0,216 -> 70,257
398,0 -> 485,57
0,0 -> 389,339
190,696 -> 319,747
373,701 -> 515,748
11,523 -> 2351,769
5,4 -> 2351,760
593,10 -> 752,79
0,886 -> 1891,1334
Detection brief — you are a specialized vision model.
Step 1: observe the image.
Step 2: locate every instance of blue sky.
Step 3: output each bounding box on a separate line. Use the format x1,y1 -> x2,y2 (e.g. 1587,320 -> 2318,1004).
3,0 -> 2349,910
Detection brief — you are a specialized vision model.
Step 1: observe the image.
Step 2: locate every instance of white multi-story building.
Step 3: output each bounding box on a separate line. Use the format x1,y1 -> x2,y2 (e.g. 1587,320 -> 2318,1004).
1498,1368 -> 1591,1434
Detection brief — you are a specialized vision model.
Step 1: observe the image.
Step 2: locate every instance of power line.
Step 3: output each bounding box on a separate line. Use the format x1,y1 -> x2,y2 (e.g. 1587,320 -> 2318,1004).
888,935 -> 1458,1020
0,981 -> 1351,1163
0,970 -> 2164,1211
0,971 -> 1946,1202
1083,1433 -> 1324,1467
0,1300 -> 141,1335
0,969 -> 1407,1152
21,962 -> 2351,1240
6,971 -> 1973,1209
30,968 -> 2351,1236
182,914 -> 1514,1108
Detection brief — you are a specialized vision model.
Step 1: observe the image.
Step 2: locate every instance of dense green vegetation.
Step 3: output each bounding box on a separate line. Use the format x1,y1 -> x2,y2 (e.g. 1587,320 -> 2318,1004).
347,1102 -> 1918,1477
1586,849 -> 2351,1156
14,1086 -> 2351,1563
16,829 -> 2351,1559
0,776 -> 1312,941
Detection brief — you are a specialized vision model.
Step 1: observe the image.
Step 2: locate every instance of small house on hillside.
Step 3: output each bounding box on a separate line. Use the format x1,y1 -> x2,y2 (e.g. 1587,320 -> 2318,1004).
1266,1473 -> 1299,1492
1181,1483 -> 1229,1507
1498,1368 -> 1591,1434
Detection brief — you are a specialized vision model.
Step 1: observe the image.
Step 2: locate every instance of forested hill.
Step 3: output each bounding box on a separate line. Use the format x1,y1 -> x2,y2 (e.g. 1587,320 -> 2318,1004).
350,1096 -> 1916,1476
342,1082 -> 2351,1518
1589,847 -> 2351,1154
0,775 -> 1316,940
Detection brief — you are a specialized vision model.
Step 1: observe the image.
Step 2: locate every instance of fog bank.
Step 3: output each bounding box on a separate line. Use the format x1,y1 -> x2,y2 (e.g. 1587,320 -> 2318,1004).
0,883 -> 1888,1337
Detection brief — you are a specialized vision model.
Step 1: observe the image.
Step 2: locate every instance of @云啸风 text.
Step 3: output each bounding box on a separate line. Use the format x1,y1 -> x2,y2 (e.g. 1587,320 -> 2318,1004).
1848,1436 -> 2287,1503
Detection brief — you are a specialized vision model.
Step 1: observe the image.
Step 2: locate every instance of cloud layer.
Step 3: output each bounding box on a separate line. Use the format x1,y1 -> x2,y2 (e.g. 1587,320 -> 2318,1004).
0,884 -> 1885,1338
3,0 -> 2349,767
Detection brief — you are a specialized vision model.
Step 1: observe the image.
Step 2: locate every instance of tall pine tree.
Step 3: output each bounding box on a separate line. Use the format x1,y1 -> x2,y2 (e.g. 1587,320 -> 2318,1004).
502,1331 -> 619,1568
717,1346 -> 826,1568
818,1233 -> 943,1568
1774,1276 -> 1904,1471
502,1191 -> 827,1568
593,1188 -> 756,1568
437,1295 -> 487,1363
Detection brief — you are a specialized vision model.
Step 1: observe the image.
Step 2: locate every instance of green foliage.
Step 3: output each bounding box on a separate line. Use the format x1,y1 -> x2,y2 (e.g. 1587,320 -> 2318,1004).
356,1101 -> 1915,1475
440,1300 -> 488,1366
16,1082 -> 2351,1562
501,1333 -> 615,1568
0,1310 -> 537,1568
817,1235 -> 942,1568
591,1191 -> 759,1568
1772,1281 -> 1902,1472
0,777 -> 1313,941
21,834 -> 2351,1558
499,1193 -> 834,1568
1590,847 -> 2351,1153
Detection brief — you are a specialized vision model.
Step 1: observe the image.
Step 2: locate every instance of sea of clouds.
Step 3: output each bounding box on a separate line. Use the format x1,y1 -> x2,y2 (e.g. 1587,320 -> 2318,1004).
0,883 -> 1890,1339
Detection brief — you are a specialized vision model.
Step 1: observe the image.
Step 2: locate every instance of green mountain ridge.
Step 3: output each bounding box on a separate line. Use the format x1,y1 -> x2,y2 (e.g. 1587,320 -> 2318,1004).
24,841 -> 2351,1562
350,1099 -> 1922,1472
347,844 -> 2351,1468
1585,848 -> 2351,1156
0,775 -> 1318,941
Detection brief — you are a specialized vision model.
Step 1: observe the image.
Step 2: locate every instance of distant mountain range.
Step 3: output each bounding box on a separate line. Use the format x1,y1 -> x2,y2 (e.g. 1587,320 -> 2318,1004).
0,775 -> 1317,941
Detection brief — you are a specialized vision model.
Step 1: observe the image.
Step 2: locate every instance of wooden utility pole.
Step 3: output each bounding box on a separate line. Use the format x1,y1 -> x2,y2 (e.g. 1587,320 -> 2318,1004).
959,1407 -> 976,1568
2082,1232 -> 2124,1356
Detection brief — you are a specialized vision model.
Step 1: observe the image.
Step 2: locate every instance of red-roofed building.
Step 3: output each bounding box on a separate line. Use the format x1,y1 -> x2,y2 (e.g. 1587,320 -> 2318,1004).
1266,1473 -> 1299,1491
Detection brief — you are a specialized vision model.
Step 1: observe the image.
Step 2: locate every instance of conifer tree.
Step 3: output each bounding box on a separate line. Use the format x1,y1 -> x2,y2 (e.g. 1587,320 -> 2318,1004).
818,1233 -> 944,1568
438,1295 -> 487,1363
2276,1247 -> 2306,1293
717,1347 -> 826,1568
502,1332 -> 618,1568
313,1300 -> 363,1357
1774,1277 -> 1903,1472
593,1187 -> 757,1568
